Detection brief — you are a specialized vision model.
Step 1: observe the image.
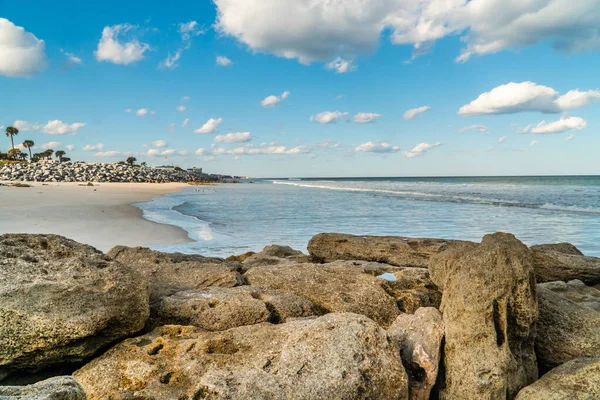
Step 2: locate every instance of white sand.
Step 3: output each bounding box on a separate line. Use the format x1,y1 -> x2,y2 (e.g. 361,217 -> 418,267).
0,182 -> 193,252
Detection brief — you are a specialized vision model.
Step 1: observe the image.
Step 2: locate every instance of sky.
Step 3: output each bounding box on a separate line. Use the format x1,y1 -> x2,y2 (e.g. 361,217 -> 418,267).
1,0 -> 599,178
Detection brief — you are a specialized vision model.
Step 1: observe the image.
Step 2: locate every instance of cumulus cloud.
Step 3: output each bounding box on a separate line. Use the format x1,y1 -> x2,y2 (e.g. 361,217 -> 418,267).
136,108 -> 149,116
326,57 -> 355,73
194,118 -> 223,134
214,132 -> 252,143
310,111 -> 348,124
41,120 -> 85,135
404,142 -> 441,158
13,120 -> 40,131
60,49 -> 82,67
403,106 -> 430,120
95,24 -> 150,65
152,140 -> 168,148
195,148 -> 208,155
160,149 -> 177,156
41,141 -> 62,150
83,143 -> 104,151
355,141 -> 400,154
65,145 -> 75,151
459,82 -> 600,116
352,113 -> 382,124
517,116 -> 587,134
0,18 -> 47,77
459,124 -> 489,133
216,56 -> 232,66
95,150 -> 121,157
261,91 -> 290,108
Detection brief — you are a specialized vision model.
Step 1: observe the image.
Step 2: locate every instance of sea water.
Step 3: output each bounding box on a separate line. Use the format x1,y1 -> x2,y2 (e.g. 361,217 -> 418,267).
135,176 -> 600,257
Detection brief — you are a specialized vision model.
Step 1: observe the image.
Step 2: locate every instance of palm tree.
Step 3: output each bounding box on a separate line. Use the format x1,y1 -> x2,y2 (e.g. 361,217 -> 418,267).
22,140 -> 34,161
43,149 -> 54,160
126,156 -> 137,166
7,148 -> 21,160
5,126 -> 19,150
55,150 -> 66,162
17,152 -> 28,161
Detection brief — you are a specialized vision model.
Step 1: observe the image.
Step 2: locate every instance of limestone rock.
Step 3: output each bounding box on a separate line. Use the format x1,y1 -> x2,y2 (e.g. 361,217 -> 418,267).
240,245 -> 311,271
0,234 -> 149,376
0,376 -> 86,399
530,243 -> 584,256
74,313 -> 409,400
539,280 -> 600,312
388,308 -> 445,400
515,357 -> 600,400
379,268 -> 442,313
429,232 -> 538,399
244,262 -> 400,326
536,286 -> 600,369
107,246 -> 243,303
532,249 -> 600,285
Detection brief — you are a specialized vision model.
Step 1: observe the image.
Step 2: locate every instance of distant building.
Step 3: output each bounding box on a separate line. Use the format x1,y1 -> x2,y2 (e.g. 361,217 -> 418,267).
187,167 -> 203,175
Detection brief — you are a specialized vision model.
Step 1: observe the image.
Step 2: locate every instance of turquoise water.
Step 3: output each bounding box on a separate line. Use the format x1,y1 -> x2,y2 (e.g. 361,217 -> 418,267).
136,176 -> 600,257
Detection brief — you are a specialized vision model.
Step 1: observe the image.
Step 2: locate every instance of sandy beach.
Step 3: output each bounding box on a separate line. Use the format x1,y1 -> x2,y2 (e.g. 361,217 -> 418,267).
0,182 -> 192,252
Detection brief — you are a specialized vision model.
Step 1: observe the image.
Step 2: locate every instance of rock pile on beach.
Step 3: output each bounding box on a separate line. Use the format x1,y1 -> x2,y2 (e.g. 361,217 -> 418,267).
2,232 -> 600,398
0,161 -> 195,183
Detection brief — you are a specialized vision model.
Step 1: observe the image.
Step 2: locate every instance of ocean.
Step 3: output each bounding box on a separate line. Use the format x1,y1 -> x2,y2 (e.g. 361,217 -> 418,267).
135,176 -> 600,258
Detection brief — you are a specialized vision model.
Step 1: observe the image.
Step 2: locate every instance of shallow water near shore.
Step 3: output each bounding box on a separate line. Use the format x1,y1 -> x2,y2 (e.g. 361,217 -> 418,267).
136,176 -> 600,258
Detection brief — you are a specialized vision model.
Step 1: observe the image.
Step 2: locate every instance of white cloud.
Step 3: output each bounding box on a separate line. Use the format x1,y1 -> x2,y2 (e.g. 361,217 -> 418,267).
0,18 -> 47,77
41,120 -> 85,135
352,113 -> 382,124
160,21 -> 204,70
124,108 -> 132,113
178,21 -> 204,41
404,142 -> 441,158
216,56 -> 232,66
161,149 -> 177,156
95,150 -> 121,157
565,134 -> 575,141
355,141 -> 400,154
403,106 -> 430,120
214,132 -> 253,143
459,124 -> 489,133
194,118 -> 223,134
136,108 -> 149,117
152,140 -> 168,148
326,57 -> 355,73
459,82 -> 600,116
95,24 -> 150,65
529,141 -> 538,147
517,116 -> 587,134
65,145 -> 75,151
177,105 -> 187,112
83,143 -> 104,151
310,111 -> 348,124
60,49 -> 82,66
41,141 -> 62,150
498,136 -> 507,144
261,91 -> 290,108
160,49 -> 182,70
13,120 -> 40,131
195,148 -> 208,155
182,118 -> 190,127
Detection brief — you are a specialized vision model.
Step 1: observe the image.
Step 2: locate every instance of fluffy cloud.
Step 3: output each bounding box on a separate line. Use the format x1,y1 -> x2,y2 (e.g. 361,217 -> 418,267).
517,116 -> 587,134
61,49 -> 82,66
355,141 -> 400,154
326,57 -> 355,73
459,124 -> 489,133
310,111 -> 348,124
459,82 -> 600,116
216,56 -> 232,66
41,120 -> 85,135
352,113 -> 382,124
41,141 -> 62,150
403,106 -> 430,120
95,24 -> 150,65
261,91 -> 290,108
197,144 -> 311,157
13,120 -> 40,131
136,108 -> 149,116
214,132 -> 252,143
83,143 -> 104,151
147,149 -> 159,157
194,118 -> 223,134
152,140 -> 168,148
0,18 -> 47,77
160,149 -> 177,156
95,151 -> 121,157
404,142 -> 441,158
65,145 -> 75,151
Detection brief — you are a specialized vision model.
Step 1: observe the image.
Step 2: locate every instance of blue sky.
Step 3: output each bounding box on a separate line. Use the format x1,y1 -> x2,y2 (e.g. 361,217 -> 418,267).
1,0 -> 599,177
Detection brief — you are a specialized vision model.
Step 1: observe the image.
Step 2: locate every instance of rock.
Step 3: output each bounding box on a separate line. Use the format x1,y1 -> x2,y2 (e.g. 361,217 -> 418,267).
539,280 -> 600,312
531,248 -> 600,285
0,234 -> 149,376
531,243 -> 584,256
147,286 -> 319,330
536,286 -> 600,370
0,376 -> 86,399
379,268 -> 442,313
240,245 -> 311,271
74,313 -> 409,400
308,233 -> 462,267
388,308 -> 444,400
107,246 -> 244,303
429,233 -> 538,399
515,357 -> 600,400
245,262 -> 400,327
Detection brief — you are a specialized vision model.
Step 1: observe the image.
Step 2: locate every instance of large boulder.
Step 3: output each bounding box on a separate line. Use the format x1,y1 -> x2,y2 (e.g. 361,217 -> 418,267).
536,286 -> 600,370
244,262 -> 400,327
148,286 -> 319,330
308,233 -> 461,267
0,376 -> 86,399
240,245 -> 311,271
515,357 -> 600,400
388,308 -> 444,400
531,249 -> 600,285
0,234 -> 149,377
379,268 -> 442,313
429,233 -> 538,399
530,243 -> 584,256
74,313 -> 409,400
539,280 -> 600,312
107,246 -> 243,303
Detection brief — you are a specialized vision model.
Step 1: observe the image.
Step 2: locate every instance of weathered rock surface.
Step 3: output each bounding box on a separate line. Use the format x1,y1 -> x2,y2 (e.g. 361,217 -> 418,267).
379,268 -> 442,313
515,357 -> 600,400
107,246 -> 243,303
0,234 -> 149,376
539,280 -> 600,312
536,286 -> 600,369
388,308 -> 445,400
429,232 -> 538,399
148,286 -> 319,330
308,233 -> 462,267
532,249 -> 600,285
531,243 -> 584,256
0,376 -> 86,399
74,313 -> 409,400
245,262 -> 400,326
240,245 -> 311,271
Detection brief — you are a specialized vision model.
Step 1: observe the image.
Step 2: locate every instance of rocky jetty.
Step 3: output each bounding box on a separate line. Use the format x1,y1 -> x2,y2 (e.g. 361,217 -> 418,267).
2,234 -> 600,399
0,161 -> 195,183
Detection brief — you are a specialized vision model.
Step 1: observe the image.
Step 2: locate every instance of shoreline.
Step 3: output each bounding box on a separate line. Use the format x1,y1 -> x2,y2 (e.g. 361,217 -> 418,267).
0,181 -> 193,252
